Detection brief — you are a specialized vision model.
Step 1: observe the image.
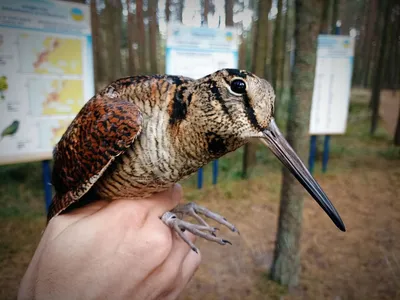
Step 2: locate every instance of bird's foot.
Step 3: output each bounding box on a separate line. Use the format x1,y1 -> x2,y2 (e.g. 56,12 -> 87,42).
160,202 -> 239,253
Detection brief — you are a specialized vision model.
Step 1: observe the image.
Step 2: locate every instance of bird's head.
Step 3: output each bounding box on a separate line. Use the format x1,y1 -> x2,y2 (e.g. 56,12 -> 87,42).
189,68 -> 346,232
190,68 -> 274,140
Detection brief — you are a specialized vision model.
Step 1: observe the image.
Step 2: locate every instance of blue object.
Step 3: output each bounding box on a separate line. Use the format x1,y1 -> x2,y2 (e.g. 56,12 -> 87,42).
335,22 -> 341,35
197,168 -> 203,189
308,136 -> 317,174
322,135 -> 330,173
212,160 -> 218,185
42,160 -> 52,212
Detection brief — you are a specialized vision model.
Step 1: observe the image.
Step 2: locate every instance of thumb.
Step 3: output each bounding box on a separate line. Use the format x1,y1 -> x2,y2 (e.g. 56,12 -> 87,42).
145,183 -> 183,218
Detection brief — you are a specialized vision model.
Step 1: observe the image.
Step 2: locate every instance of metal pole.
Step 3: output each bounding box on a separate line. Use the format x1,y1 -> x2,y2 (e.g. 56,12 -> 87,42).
212,160 -> 218,185
322,135 -> 330,173
42,160 -> 52,212
197,168 -> 203,189
308,135 -> 317,174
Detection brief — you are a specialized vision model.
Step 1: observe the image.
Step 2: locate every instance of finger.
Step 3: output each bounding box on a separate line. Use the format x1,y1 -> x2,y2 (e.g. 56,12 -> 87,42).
168,230 -> 197,265
164,246 -> 202,300
147,183 -> 183,218
141,231 -> 197,299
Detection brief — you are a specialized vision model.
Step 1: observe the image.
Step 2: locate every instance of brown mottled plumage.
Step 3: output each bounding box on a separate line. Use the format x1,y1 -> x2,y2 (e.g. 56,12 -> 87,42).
49,69 -> 345,252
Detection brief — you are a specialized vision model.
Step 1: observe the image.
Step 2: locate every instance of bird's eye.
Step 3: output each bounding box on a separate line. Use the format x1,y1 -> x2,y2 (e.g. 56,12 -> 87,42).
230,79 -> 246,94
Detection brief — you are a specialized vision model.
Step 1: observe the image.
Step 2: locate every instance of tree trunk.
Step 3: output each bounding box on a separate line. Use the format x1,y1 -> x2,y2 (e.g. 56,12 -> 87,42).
252,0 -> 272,77
363,0 -> 377,87
90,0 -> 102,90
148,0 -> 158,74
203,0 -> 209,25
177,0 -> 184,23
136,0 -> 146,74
331,0 -> 339,33
165,0 -> 171,23
393,17 -> 400,91
382,10 -> 393,89
271,0 -> 283,90
352,0 -> 368,86
109,0 -> 123,79
225,0 -> 234,27
277,0 -> 293,121
395,103 -> 400,145
239,34 -> 246,69
319,0 -> 330,34
242,0 -> 272,179
102,0 -> 122,82
126,0 -> 136,75
114,0 -> 123,78
270,0 -> 322,288
370,0 -> 392,135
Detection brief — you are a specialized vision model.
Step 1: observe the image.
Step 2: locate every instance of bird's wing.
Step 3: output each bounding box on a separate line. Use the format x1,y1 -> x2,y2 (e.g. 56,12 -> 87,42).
48,95 -> 143,221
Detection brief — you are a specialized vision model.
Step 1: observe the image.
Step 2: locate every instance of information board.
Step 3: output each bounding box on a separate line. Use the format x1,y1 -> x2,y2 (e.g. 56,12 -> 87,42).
165,23 -> 239,79
309,35 -> 355,135
0,0 -> 94,165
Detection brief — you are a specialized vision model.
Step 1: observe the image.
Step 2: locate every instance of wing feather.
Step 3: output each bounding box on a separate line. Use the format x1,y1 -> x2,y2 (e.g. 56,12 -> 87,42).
47,95 -> 143,221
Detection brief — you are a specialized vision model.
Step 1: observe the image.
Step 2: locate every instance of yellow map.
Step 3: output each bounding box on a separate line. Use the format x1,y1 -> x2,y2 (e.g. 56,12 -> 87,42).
42,80 -> 84,115
50,119 -> 72,146
28,79 -> 84,117
19,34 -> 83,75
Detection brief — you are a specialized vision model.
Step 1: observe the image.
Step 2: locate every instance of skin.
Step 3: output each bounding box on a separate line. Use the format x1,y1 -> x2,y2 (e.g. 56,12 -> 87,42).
18,184 -> 201,300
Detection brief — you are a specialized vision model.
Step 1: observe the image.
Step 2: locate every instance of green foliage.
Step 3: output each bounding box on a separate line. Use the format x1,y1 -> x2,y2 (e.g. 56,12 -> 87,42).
378,146 -> 400,160
256,272 -> 288,298
0,162 -> 45,218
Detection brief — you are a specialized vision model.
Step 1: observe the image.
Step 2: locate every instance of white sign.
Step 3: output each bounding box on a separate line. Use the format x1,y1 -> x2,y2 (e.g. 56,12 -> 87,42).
166,23 -> 239,79
0,0 -> 94,165
309,35 -> 355,135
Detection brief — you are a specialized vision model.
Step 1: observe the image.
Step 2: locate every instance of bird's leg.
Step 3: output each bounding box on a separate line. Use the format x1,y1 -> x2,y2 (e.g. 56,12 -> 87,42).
172,202 -> 239,234
160,202 -> 239,252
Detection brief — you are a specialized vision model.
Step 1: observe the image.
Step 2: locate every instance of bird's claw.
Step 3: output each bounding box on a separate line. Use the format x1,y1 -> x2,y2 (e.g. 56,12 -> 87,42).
161,202 -> 239,252
171,202 -> 240,234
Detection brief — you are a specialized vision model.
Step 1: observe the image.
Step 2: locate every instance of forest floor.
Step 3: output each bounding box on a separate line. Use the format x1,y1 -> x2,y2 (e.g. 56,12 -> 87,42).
1,89 -> 399,300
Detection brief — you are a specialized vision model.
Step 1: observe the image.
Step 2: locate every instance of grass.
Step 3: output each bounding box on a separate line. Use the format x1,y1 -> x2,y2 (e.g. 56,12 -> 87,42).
1,88 -> 400,300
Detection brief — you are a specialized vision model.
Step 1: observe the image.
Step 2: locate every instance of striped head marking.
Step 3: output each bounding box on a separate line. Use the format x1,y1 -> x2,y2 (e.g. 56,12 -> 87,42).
190,68 -> 276,140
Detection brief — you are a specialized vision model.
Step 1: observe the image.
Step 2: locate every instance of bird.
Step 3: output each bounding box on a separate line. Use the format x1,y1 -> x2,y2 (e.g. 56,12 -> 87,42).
0,75 -> 8,100
1,120 -> 19,141
48,68 -> 345,253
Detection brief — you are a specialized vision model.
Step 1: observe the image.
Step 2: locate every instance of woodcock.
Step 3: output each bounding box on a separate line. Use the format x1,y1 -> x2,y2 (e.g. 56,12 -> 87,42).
48,69 -> 345,252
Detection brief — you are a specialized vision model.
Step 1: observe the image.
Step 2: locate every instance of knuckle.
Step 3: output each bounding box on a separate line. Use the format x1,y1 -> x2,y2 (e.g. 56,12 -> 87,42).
147,229 -> 173,259
171,184 -> 183,204
111,201 -> 148,228
46,214 -> 70,236
195,252 -> 202,267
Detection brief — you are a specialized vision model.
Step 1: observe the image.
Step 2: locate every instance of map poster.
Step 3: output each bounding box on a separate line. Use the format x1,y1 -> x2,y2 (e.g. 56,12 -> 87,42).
0,0 -> 94,165
309,35 -> 355,135
165,23 -> 239,79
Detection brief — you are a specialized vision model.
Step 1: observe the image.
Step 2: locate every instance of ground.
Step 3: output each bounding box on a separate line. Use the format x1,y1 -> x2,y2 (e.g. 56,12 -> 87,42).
0,89 -> 399,300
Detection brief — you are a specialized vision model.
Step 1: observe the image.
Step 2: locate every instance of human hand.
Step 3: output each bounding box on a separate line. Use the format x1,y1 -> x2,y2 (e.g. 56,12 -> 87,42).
18,184 -> 201,300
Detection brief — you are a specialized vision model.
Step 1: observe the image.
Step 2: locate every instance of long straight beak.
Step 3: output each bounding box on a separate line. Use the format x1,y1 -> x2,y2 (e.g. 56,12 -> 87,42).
260,118 -> 346,232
